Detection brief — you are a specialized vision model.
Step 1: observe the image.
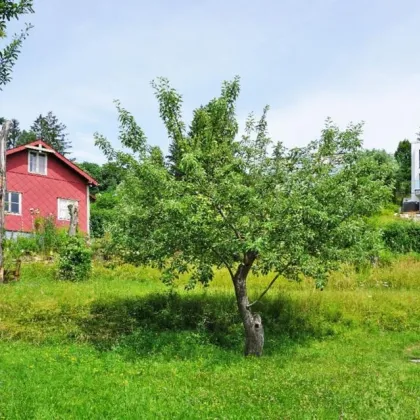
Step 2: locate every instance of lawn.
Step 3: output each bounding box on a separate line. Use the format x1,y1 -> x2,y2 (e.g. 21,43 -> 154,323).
0,260 -> 419,419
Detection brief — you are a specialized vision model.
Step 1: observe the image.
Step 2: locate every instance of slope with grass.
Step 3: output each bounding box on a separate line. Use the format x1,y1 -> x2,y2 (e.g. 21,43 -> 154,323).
0,259 -> 419,419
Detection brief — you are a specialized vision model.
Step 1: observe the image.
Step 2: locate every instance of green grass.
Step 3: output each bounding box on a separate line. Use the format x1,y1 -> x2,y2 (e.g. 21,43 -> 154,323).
0,260 -> 419,419
368,205 -> 400,227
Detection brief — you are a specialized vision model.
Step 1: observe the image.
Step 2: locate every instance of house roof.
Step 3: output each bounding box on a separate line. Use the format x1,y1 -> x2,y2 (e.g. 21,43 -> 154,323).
6,140 -> 99,186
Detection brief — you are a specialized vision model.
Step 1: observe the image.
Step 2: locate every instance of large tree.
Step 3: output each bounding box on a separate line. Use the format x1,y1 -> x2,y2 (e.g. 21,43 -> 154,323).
31,112 -> 71,154
78,161 -> 125,194
16,128 -> 35,145
96,78 -> 393,356
5,118 -> 20,148
394,139 -> 411,201
0,116 -> 36,148
0,0 -> 34,89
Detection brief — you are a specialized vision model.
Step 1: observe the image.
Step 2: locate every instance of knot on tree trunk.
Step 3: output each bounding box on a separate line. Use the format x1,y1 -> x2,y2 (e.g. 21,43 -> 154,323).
244,312 -> 264,357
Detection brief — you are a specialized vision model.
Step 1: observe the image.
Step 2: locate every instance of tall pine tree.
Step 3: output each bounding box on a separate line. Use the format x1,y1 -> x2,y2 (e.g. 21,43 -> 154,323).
7,118 -> 21,148
30,112 -> 71,155
394,139 -> 411,201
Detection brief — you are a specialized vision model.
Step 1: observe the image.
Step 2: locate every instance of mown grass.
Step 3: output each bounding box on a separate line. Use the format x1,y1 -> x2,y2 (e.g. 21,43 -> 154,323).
0,258 -> 419,419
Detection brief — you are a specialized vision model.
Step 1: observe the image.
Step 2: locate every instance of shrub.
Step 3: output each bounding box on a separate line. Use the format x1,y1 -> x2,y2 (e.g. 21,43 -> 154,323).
57,236 -> 92,281
90,192 -> 119,238
5,235 -> 40,259
382,221 -> 420,253
34,215 -> 68,255
91,232 -> 118,264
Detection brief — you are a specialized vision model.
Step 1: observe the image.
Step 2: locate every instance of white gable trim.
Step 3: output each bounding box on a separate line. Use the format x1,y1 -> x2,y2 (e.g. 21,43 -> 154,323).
25,144 -> 56,153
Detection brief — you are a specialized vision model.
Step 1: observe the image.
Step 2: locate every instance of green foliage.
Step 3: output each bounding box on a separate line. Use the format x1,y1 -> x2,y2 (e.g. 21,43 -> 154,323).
78,161 -> 125,195
394,139 -> 411,201
0,0 -> 34,89
5,118 -> 20,148
0,116 -> 38,148
90,191 -> 119,237
31,111 -> 71,154
77,162 -> 124,236
15,128 -> 36,145
4,234 -> 39,259
91,232 -> 116,262
0,262 -> 419,417
97,78 -> 394,291
382,220 -> 420,253
4,216 -> 68,260
57,236 -> 92,281
33,214 -> 66,254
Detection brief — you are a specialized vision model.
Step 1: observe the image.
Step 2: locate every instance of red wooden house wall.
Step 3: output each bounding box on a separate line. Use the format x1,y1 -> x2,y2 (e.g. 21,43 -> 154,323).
5,142 -> 97,234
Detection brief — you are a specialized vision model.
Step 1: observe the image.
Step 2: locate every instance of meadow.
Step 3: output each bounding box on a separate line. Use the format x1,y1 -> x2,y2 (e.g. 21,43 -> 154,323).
0,256 -> 419,419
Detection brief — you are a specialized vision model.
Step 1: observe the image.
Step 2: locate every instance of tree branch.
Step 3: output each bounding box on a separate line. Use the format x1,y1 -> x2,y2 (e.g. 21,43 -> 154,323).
215,205 -> 242,241
197,185 -> 244,242
247,273 -> 280,308
210,248 -> 234,279
247,261 -> 293,308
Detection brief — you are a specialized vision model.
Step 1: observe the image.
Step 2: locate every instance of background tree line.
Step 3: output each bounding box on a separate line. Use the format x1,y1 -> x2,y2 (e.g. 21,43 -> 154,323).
78,135 -> 415,240
0,112 -> 70,154
2,110 -> 415,241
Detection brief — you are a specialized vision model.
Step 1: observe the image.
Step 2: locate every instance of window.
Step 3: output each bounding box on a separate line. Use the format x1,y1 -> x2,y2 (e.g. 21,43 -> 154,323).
5,192 -> 21,215
29,151 -> 47,175
57,198 -> 78,221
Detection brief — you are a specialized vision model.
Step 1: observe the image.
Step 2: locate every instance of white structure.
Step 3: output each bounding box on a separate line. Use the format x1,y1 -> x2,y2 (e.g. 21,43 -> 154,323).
412,140 -> 420,200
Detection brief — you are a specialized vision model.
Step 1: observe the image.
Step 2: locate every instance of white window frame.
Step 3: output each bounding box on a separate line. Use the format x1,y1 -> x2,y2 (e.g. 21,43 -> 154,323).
5,191 -> 22,216
28,151 -> 48,175
57,198 -> 78,221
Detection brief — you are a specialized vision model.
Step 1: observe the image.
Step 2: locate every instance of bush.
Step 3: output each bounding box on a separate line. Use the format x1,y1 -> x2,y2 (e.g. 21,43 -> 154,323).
57,236 -> 92,281
91,232 -> 117,263
382,221 -> 420,253
5,235 -> 40,259
90,192 -> 119,238
34,215 -> 68,254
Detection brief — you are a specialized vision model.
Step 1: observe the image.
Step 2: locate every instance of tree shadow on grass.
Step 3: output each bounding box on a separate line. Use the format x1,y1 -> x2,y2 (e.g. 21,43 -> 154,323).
78,291 -> 337,360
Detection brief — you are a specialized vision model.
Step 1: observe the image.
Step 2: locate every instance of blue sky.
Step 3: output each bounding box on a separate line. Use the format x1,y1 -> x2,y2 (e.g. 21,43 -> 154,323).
2,0 -> 420,163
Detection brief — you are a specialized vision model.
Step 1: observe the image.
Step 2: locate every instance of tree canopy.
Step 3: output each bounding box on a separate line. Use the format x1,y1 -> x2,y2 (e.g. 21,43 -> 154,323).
0,0 -> 34,89
0,116 -> 37,148
96,77 -> 394,355
31,112 -> 71,154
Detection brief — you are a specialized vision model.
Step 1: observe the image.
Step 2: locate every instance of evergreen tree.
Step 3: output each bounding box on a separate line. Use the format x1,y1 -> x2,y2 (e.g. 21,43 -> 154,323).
7,118 -> 21,148
30,112 -> 71,154
394,139 -> 411,201
16,129 -> 36,146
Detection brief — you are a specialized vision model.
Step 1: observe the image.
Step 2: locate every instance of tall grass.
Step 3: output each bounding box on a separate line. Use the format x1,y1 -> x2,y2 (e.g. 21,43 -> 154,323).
0,258 -> 419,418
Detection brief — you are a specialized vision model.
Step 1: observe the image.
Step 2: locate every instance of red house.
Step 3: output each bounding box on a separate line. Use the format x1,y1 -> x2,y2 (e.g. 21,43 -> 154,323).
5,140 -> 98,235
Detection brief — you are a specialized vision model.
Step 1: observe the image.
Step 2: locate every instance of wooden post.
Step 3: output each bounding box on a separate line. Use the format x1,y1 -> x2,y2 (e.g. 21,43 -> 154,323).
68,204 -> 79,237
0,121 -> 11,283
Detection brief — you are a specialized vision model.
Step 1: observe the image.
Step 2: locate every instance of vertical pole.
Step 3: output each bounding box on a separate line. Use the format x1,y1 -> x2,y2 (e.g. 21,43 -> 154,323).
0,121 -> 10,283
86,184 -> 90,237
68,204 -> 79,237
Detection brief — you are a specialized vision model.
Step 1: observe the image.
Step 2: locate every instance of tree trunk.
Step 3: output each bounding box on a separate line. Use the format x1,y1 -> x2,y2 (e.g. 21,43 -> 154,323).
233,256 -> 264,356
0,122 -> 10,284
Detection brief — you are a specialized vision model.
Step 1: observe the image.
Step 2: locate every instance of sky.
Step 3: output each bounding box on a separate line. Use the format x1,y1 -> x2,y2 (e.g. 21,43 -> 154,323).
1,0 -> 420,163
